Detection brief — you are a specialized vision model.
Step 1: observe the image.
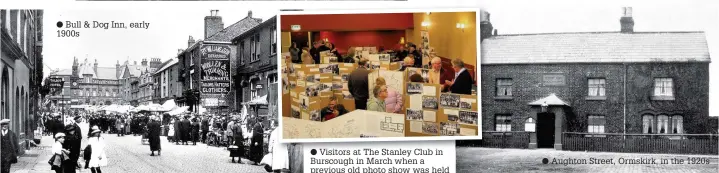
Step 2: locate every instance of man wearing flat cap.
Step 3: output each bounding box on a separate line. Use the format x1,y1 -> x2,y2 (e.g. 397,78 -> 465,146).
1,119 -> 18,173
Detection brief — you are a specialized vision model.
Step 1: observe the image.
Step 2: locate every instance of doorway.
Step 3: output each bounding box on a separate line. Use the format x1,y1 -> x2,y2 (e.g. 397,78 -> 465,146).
536,112 -> 555,148
290,32 -> 309,49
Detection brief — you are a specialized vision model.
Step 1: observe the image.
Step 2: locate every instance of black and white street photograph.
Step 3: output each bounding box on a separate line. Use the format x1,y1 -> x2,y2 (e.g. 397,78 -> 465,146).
1,8 -> 302,173
459,101 -> 472,110
422,96 -> 438,110
458,111 -> 477,125
439,93 -> 459,108
406,83 -> 422,94
440,122 -> 459,136
458,1 -> 719,173
421,122 -> 438,135
406,109 -> 423,121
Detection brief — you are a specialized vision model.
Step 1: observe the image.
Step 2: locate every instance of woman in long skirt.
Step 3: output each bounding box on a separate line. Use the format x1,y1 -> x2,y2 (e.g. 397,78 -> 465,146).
231,119 -> 244,163
147,117 -> 162,156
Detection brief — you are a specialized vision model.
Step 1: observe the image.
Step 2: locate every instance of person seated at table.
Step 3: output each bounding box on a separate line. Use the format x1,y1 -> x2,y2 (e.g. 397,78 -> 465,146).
320,96 -> 340,122
398,56 -> 415,71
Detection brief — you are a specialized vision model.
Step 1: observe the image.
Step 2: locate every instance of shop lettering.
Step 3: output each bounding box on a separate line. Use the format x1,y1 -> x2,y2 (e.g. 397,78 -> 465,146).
202,87 -> 229,93
200,45 -> 230,56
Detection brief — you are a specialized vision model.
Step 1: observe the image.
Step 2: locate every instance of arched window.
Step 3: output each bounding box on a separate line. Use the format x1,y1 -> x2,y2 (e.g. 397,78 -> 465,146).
524,117 -> 535,132
671,115 -> 683,134
642,114 -> 655,134
2,67 -> 8,120
657,115 -> 669,134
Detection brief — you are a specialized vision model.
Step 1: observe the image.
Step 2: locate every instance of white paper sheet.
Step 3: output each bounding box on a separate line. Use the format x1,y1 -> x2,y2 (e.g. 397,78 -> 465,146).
460,127 -> 477,136
460,98 -> 476,103
409,94 -> 422,110
423,85 -> 436,96
410,121 -> 423,133
423,110 -> 436,122
444,109 -> 459,116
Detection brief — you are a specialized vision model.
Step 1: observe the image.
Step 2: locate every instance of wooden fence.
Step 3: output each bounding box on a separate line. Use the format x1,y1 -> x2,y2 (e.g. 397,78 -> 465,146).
563,132 -> 719,155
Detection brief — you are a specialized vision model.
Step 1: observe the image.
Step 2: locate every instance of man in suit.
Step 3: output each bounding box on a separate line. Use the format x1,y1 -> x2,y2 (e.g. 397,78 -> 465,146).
179,115 -> 192,145
348,59 -> 371,110
63,116 -> 83,171
1,119 -> 18,173
201,116 -> 209,142
445,58 -> 473,95
250,118 -> 265,165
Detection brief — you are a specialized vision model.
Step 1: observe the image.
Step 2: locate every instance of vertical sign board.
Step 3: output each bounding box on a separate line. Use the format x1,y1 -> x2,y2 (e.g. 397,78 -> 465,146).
200,43 -> 232,107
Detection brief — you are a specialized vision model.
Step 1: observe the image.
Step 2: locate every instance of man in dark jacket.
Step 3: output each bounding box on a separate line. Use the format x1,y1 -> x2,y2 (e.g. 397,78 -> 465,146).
201,117 -> 209,142
147,117 -> 162,156
445,58 -> 473,95
1,119 -> 18,173
393,45 -> 408,62
348,59 -> 371,110
309,41 -> 322,64
251,119 -> 265,165
63,116 -> 83,171
407,44 -> 422,68
179,116 -> 192,145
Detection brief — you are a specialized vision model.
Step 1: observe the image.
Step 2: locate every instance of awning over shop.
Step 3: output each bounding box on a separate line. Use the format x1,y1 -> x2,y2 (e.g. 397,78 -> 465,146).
528,93 -> 570,106
245,95 -> 268,105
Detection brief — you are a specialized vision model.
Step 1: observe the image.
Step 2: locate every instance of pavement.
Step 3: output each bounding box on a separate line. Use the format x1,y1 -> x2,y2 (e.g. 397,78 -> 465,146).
9,133 -> 268,173
457,147 -> 719,173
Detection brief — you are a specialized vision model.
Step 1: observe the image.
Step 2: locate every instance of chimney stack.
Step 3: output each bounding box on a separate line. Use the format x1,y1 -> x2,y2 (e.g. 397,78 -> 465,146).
188,36 -> 195,48
479,11 -> 494,42
620,7 -> 634,33
205,10 -> 224,39
141,58 -> 148,66
248,11 -> 253,18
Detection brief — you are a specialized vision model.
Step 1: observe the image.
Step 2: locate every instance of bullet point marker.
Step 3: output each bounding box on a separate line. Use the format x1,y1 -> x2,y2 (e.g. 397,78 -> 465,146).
310,149 -> 317,155
56,21 -> 63,28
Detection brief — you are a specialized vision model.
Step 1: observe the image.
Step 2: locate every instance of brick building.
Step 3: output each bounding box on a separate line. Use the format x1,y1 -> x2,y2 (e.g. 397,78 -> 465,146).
152,58 -> 181,104
474,9 -> 716,154
177,10 -> 262,113
232,16 -> 277,118
1,9 -> 43,154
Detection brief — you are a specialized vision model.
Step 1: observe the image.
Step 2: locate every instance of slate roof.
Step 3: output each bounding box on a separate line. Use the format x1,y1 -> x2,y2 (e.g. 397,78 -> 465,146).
77,61 -> 118,80
95,67 -> 117,80
205,16 -> 263,42
481,32 -> 711,64
155,58 -> 178,74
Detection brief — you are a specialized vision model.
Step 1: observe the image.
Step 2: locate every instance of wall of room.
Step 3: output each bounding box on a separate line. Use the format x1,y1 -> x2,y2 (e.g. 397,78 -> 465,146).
411,12 -> 477,66
280,13 -> 414,32
313,30 -> 405,54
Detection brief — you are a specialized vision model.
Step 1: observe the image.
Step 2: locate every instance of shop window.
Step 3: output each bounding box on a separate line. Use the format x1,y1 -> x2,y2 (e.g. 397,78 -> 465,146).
271,26 -> 277,54
587,115 -> 606,137
587,78 -> 606,98
495,78 -> 512,97
653,78 -> 674,100
495,114 -> 511,132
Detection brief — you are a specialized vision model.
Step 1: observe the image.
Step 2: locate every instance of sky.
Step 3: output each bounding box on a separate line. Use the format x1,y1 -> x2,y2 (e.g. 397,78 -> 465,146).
481,0 -> 719,116
42,8 -> 276,78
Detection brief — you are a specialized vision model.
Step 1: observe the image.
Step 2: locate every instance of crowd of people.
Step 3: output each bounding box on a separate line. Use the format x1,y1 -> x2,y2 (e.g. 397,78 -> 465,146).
286,40 -> 475,122
25,109 -> 287,172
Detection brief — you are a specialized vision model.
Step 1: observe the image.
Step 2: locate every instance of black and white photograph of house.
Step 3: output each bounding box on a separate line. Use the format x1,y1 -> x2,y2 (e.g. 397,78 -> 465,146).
457,2 -> 719,173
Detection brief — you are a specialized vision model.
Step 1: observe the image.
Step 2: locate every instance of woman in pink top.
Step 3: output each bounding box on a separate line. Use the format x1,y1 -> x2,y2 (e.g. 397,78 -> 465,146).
375,77 -> 403,113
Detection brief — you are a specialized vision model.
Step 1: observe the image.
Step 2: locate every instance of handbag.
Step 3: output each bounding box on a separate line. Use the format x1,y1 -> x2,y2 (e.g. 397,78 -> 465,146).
47,154 -> 56,166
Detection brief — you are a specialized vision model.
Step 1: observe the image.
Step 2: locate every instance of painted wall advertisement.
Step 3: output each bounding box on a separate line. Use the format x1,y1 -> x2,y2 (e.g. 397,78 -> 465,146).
200,44 -> 231,107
